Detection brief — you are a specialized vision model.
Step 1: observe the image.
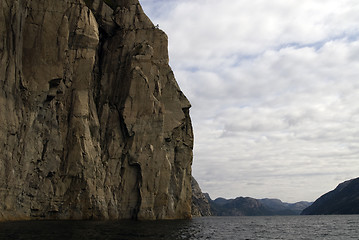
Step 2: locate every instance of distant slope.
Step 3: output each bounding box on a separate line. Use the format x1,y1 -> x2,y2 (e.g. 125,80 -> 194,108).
301,177 -> 359,215
211,197 -> 272,216
260,198 -> 312,215
208,196 -> 311,216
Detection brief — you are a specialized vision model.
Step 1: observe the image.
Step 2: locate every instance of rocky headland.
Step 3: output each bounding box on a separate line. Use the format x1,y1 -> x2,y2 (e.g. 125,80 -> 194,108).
0,0 -> 193,220
301,177 -> 359,215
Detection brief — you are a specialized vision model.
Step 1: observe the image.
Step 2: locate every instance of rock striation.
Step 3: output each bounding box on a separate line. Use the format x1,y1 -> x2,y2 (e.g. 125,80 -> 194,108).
301,177 -> 359,215
0,0 -> 193,220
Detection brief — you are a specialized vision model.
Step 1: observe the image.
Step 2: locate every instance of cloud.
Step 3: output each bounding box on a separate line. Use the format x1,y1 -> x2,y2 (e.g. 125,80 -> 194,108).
140,0 -> 359,202
143,0 -> 359,69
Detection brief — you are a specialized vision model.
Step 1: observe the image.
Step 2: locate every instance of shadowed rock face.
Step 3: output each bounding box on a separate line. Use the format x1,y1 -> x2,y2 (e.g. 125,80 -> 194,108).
191,177 -> 211,217
0,0 -> 193,220
301,177 -> 359,215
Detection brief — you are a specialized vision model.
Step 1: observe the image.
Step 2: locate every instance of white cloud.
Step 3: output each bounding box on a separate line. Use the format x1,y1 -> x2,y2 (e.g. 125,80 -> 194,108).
140,0 -> 359,202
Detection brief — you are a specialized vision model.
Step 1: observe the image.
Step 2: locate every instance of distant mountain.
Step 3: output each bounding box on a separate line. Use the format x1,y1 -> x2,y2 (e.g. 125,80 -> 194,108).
301,177 -> 359,215
208,196 -> 311,216
260,198 -> 312,215
211,197 -> 272,216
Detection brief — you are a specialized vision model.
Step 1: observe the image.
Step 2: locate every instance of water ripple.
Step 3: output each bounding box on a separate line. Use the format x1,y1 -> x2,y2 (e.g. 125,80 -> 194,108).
0,215 -> 358,239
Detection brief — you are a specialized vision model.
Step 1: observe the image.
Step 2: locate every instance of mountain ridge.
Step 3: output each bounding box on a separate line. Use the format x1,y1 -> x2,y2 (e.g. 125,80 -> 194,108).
301,177 -> 359,215
191,192 -> 312,216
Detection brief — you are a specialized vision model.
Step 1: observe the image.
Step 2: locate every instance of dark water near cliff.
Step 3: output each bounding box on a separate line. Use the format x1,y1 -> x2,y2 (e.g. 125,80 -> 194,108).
0,215 -> 358,239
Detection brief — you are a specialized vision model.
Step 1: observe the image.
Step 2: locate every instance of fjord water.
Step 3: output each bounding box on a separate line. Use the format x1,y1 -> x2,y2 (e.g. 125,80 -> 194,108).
0,215 -> 358,239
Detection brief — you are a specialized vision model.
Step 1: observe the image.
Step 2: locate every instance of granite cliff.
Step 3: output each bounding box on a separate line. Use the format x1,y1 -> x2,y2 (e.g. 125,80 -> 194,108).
0,0 -> 193,220
301,177 -> 359,215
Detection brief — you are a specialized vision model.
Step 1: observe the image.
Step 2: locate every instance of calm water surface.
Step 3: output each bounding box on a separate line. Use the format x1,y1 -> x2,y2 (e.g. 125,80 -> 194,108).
0,215 -> 358,239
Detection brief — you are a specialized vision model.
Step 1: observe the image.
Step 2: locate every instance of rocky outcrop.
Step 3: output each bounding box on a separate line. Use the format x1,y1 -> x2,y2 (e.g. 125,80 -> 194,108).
301,177 -> 359,215
191,177 -> 211,217
0,0 -> 193,220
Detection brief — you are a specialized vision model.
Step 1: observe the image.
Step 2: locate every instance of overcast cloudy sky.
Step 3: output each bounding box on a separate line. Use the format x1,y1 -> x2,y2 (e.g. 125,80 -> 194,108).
139,0 -> 359,202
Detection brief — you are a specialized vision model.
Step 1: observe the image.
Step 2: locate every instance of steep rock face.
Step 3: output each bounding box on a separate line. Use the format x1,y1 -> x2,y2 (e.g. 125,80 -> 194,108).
0,0 -> 193,220
191,177 -> 211,217
301,177 -> 359,215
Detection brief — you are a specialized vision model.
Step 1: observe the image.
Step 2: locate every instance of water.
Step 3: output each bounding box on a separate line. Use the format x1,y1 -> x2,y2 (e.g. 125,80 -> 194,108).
0,215 -> 358,239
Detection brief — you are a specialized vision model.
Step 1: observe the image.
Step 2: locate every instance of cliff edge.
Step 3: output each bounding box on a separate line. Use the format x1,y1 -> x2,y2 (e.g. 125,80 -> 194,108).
0,0 -> 193,220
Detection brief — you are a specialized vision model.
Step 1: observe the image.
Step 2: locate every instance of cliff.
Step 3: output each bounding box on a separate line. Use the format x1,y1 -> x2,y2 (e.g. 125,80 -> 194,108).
301,177 -> 359,215
191,177 -> 211,217
0,0 -> 193,220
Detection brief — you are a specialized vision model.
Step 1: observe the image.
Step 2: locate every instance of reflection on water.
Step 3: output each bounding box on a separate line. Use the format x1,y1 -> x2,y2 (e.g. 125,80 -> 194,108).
0,219 -> 191,240
0,215 -> 359,240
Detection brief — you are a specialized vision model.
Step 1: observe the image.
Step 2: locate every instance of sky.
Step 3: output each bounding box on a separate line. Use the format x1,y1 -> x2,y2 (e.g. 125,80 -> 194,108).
139,0 -> 359,203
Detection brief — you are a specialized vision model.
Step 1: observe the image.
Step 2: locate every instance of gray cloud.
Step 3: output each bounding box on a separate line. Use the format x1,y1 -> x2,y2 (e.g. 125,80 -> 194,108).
141,0 -> 359,202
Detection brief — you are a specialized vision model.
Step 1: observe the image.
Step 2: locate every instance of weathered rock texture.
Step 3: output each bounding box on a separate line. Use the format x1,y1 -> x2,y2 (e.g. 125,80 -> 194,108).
0,0 -> 193,220
191,177 -> 211,217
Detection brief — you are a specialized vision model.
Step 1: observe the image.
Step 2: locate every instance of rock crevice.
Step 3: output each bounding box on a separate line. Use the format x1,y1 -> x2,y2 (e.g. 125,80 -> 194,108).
0,0 -> 193,220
